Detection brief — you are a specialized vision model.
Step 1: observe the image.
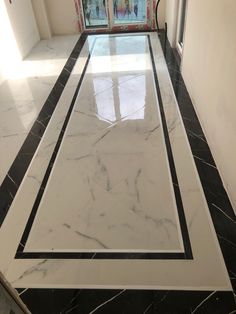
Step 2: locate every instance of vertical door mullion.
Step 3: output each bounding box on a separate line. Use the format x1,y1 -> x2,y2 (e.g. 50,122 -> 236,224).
108,0 -> 114,30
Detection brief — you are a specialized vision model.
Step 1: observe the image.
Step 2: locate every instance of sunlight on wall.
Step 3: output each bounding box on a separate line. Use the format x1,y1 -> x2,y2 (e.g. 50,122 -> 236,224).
0,0 -> 21,81
0,0 -> 37,129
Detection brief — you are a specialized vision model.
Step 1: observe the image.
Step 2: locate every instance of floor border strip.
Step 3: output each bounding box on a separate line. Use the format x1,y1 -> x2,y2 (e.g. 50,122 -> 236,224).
17,289 -> 236,313
147,35 -> 193,259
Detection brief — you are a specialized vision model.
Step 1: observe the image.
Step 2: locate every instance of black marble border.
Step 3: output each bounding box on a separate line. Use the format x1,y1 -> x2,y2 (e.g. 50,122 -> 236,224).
17,289 -> 236,314
158,31 -> 236,294
148,35 -> 192,259
14,34 -> 193,260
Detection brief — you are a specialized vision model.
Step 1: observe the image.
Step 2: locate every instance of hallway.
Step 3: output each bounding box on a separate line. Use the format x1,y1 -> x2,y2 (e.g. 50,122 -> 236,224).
0,31 -> 236,313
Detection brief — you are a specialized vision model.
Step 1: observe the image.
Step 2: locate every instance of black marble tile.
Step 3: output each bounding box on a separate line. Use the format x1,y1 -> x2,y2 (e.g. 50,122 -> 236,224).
64,58 -> 78,72
159,31 -> 236,293
47,81 -> 65,105
57,70 -> 71,88
18,289 -> 236,314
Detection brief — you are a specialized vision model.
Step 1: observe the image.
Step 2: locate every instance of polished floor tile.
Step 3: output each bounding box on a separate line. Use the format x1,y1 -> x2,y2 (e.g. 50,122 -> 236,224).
25,36 -> 183,253
0,32 -> 236,313
0,35 -> 80,187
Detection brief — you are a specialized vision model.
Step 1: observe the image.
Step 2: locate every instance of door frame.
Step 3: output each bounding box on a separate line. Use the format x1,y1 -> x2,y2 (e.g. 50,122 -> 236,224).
75,0 -> 156,33
80,0 -> 110,31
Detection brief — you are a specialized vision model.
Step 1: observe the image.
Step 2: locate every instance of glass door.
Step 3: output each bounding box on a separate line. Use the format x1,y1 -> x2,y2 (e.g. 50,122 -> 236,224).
77,0 -> 151,32
112,0 -> 147,26
81,0 -> 109,29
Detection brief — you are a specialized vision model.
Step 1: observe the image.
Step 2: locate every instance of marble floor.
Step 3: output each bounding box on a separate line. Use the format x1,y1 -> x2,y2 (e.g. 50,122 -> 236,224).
0,32 -> 236,313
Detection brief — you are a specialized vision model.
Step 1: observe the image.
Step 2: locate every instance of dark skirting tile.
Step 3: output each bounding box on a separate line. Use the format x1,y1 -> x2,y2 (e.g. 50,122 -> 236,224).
18,289 -> 236,314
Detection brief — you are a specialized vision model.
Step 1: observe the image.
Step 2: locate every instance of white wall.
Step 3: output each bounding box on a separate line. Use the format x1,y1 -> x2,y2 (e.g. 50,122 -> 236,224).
181,0 -> 236,212
0,0 -> 39,84
3,0 -> 40,58
156,0 -> 166,29
44,0 -> 78,35
32,0 -> 52,39
165,0 -> 179,46
0,68 -> 4,86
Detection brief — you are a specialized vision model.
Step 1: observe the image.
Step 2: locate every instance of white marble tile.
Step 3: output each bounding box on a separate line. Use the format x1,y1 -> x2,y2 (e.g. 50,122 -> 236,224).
0,33 -> 232,291
0,35 -> 80,185
0,39 -> 90,274
24,36 -> 182,252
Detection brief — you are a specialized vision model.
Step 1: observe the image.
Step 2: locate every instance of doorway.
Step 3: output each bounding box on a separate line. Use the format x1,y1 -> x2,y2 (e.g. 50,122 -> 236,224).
77,0 -> 151,32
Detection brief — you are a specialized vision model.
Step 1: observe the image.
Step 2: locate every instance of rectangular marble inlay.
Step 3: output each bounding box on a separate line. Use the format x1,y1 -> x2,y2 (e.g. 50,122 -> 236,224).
24,36 -> 184,253
0,33 -> 231,291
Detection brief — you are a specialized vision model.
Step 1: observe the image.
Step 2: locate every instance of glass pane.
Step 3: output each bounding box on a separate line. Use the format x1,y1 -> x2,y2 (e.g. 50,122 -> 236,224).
113,0 -> 147,24
82,0 -> 108,28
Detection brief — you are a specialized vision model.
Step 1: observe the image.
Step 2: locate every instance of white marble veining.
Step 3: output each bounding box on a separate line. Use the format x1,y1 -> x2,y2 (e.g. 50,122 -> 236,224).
25,35 -> 183,252
0,35 -> 80,185
0,33 -> 232,291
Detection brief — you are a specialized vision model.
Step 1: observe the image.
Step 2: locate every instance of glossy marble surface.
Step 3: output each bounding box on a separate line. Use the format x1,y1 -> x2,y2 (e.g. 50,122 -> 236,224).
0,32 -> 235,313
18,289 -> 236,314
0,35 -> 80,187
25,35 -> 183,253
0,33 -> 232,293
